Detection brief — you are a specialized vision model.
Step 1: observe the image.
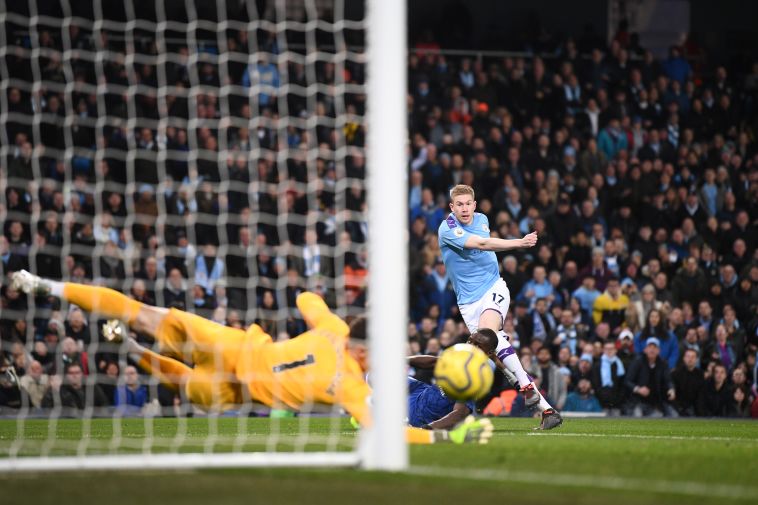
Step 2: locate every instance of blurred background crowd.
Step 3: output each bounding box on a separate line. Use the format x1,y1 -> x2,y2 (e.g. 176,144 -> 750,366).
0,1 -> 756,418
404,27 -> 757,418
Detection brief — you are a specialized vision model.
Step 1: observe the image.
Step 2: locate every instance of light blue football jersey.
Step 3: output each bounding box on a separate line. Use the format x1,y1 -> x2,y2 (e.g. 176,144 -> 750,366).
438,212 -> 500,305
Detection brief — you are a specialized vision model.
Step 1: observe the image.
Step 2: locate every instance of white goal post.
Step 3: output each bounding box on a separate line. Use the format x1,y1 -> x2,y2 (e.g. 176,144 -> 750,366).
0,0 -> 407,472
363,0 -> 408,471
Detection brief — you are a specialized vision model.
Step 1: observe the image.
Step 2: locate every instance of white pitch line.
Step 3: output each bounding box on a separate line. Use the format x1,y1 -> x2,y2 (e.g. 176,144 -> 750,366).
408,465 -> 758,500
526,432 -> 758,443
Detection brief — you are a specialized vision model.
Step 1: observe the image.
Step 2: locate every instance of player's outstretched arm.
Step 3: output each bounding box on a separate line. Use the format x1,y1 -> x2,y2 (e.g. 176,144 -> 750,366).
463,231 -> 538,252
421,402 -> 471,430
341,379 -> 492,445
406,417 -> 493,444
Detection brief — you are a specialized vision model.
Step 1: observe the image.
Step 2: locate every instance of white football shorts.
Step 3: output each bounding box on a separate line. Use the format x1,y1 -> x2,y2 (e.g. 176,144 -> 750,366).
458,278 -> 510,334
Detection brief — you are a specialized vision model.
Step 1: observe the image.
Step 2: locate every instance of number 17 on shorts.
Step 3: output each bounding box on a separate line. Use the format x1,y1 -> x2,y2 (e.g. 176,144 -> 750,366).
459,278 -> 511,334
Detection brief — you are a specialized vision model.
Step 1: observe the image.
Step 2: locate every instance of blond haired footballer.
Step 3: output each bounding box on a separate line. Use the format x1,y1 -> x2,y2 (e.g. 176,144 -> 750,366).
438,184 -> 562,430
11,270 -> 492,444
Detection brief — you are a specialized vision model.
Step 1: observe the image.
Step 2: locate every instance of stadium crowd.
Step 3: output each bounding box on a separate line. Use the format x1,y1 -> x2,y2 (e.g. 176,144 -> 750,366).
405,33 -> 758,418
0,7 -> 756,418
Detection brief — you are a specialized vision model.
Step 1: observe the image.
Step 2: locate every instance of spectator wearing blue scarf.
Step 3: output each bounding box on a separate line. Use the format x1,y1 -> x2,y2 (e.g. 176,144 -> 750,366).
592,339 -> 626,413
195,244 -> 225,296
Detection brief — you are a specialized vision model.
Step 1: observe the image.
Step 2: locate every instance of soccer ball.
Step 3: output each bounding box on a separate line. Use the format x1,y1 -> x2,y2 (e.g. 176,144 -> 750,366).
434,343 -> 494,401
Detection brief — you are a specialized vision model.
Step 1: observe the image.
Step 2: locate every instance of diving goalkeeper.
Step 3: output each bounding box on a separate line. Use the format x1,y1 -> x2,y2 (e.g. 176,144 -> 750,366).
11,270 -> 491,445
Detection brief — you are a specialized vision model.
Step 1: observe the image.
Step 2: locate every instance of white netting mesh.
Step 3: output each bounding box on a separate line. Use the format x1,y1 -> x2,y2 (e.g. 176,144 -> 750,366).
0,0 -> 379,467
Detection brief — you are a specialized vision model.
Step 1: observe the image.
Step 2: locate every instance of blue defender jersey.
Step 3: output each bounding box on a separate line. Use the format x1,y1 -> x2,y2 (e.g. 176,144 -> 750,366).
438,212 -> 500,304
407,377 -> 474,427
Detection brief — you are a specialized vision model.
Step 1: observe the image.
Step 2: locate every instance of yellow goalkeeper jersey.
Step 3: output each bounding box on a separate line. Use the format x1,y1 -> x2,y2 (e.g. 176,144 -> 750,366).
235,292 -> 371,425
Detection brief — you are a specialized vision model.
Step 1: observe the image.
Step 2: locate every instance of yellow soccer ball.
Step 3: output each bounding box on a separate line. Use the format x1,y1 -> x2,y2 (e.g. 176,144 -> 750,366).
434,343 -> 494,401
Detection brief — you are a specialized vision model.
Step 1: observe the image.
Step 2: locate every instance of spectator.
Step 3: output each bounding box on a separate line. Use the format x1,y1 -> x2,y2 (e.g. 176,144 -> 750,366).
517,265 -> 554,306
579,247 -> 614,292
41,363 -> 108,410
679,325 -> 702,359
615,329 -> 635,371
577,137 -> 606,175
0,357 -> 21,409
731,367 -> 748,390
671,256 -> 708,307
728,385 -> 753,418
344,248 -> 368,304
697,363 -> 731,417
59,336 -> 89,375
592,339 -> 626,414
163,268 -> 187,309
634,309 -> 679,369
632,283 -> 664,330
243,54 -> 280,107
671,348 -> 705,416
195,244 -> 225,296
624,337 -> 677,417
597,117 -> 628,160
522,298 -> 556,350
420,258 -> 456,327
99,241 -> 126,281
653,271 -> 674,305
533,346 -> 567,410
552,309 -> 586,357
662,46 -> 691,85
704,323 -> 738,372
724,239 -> 750,276
6,220 -> 30,258
131,278 -> 155,306
98,361 -> 120,404
592,277 -> 630,332
548,195 -> 578,250
65,309 -> 90,345
0,235 -> 27,273
302,229 -> 324,281
501,256 -> 526,301
410,188 -> 444,234
571,353 -> 594,390
19,360 -> 49,408
572,275 -> 601,316
696,300 -> 716,337
115,365 -> 149,415
564,378 -> 603,413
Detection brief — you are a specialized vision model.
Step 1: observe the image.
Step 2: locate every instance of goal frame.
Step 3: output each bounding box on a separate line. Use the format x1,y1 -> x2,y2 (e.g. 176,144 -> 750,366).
0,0 -> 408,473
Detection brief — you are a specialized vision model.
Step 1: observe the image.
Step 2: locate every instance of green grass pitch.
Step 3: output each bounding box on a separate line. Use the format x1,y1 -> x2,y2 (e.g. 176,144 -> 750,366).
1,417 -> 757,505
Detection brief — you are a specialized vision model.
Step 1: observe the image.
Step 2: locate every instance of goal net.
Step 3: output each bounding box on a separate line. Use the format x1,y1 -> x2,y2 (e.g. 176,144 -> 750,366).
0,0 -> 407,471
